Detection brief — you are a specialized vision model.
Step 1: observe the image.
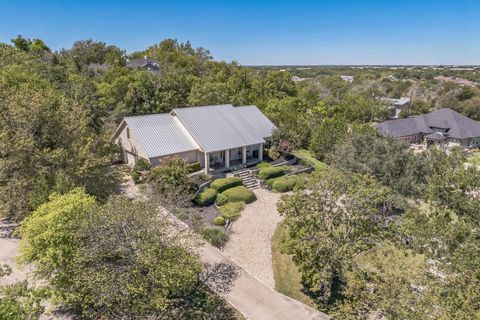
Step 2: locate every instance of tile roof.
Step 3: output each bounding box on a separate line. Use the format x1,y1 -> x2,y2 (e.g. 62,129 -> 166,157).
378,108 -> 480,139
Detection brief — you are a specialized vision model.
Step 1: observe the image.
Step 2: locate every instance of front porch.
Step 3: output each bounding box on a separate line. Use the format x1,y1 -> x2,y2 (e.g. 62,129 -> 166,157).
203,144 -> 264,174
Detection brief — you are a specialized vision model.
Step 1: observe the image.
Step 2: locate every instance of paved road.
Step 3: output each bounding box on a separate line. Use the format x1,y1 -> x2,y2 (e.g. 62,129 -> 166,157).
200,245 -> 330,320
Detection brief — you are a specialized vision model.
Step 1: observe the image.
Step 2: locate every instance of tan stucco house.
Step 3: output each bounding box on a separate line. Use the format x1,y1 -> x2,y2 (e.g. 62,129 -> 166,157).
112,104 -> 276,173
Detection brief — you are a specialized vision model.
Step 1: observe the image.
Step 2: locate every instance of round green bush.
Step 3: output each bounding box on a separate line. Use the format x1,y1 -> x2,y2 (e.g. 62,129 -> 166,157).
220,201 -> 245,221
266,177 -> 281,188
221,186 -> 256,204
131,171 -> 141,184
272,175 -> 298,193
216,193 -> 228,206
213,216 -> 226,226
210,177 -> 243,192
195,188 -> 217,205
258,166 -> 286,180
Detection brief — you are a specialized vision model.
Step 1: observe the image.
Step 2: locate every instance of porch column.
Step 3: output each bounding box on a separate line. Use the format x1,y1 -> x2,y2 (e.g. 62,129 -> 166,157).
204,152 -> 209,174
242,146 -> 247,165
259,143 -> 263,161
225,149 -> 230,168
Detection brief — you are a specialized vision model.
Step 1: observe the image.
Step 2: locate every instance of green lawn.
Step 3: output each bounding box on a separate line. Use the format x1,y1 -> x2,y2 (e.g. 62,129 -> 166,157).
271,222 -> 315,308
293,149 -> 328,171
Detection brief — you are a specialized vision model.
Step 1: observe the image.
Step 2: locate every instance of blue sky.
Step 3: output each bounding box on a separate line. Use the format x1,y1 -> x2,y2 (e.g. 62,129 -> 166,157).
0,0 -> 478,65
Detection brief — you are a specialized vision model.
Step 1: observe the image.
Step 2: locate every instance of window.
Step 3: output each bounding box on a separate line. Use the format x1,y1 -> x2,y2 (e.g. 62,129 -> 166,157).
126,128 -> 130,139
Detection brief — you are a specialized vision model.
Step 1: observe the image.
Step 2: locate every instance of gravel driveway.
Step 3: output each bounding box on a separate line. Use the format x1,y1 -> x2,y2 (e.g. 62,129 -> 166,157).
223,188 -> 283,288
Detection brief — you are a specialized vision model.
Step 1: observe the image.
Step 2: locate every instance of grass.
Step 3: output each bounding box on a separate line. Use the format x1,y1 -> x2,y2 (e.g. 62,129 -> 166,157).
293,149 -> 328,171
468,149 -> 480,166
271,222 -> 315,308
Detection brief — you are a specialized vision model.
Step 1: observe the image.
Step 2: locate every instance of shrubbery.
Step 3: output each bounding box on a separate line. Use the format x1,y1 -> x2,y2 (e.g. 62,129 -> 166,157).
220,202 -> 245,221
185,162 -> 201,173
132,158 -> 152,183
221,186 -> 256,204
256,162 -> 272,169
216,193 -> 228,206
258,166 -> 287,180
195,188 -> 217,205
213,216 -> 226,226
266,177 -> 282,188
210,177 -> 243,192
202,228 -> 228,248
272,175 -> 298,192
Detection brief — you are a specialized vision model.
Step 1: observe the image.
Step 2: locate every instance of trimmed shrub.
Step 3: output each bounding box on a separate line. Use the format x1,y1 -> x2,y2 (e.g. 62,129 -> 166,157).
203,228 -> 228,248
272,175 -> 298,193
213,215 -> 226,226
210,177 -> 243,193
266,176 -> 282,188
195,188 -> 217,205
216,193 -> 228,206
222,186 -> 256,204
131,158 -> 151,183
258,166 -> 286,180
186,162 -> 201,173
131,171 -> 141,184
220,201 -> 245,221
256,162 -> 272,169
133,158 -> 151,172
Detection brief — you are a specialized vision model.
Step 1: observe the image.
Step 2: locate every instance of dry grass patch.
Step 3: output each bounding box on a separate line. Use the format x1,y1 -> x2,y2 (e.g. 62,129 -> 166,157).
271,222 -> 315,308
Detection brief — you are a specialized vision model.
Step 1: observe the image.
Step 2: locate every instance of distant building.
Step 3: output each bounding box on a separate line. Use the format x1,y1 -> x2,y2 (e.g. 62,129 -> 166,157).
292,76 -> 307,82
434,75 -> 477,87
339,75 -> 354,82
378,108 -> 480,148
126,56 -> 160,74
382,97 -> 410,119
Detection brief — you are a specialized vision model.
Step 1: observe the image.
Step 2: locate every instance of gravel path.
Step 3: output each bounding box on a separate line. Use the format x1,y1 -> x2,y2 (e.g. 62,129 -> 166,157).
223,188 -> 283,288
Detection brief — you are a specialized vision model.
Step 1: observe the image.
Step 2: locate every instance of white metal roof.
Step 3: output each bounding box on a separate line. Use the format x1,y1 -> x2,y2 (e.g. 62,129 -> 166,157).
172,104 -> 267,153
123,114 -> 199,158
235,105 -> 276,139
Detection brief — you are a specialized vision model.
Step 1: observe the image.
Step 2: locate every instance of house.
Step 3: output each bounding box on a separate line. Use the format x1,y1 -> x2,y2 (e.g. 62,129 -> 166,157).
112,104 -> 276,173
378,108 -> 480,147
126,56 -> 160,74
381,97 -> 410,118
339,75 -> 354,82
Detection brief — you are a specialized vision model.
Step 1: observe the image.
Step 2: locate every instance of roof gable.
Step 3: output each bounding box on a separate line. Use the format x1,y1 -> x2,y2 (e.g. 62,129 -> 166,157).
172,104 -> 266,153
122,114 -> 199,158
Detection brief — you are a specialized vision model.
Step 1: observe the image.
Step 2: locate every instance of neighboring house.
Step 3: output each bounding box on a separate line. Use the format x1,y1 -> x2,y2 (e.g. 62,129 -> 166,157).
112,104 -> 276,173
381,97 -> 410,118
126,56 -> 160,74
378,108 -> 480,147
339,75 -> 354,82
292,76 -> 308,82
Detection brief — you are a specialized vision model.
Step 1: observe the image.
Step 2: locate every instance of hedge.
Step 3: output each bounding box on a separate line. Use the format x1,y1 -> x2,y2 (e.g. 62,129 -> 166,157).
258,166 -> 286,180
266,176 -> 282,188
220,201 -> 245,221
216,193 -> 228,206
221,186 -> 256,204
272,175 -> 298,193
195,188 -> 217,205
210,177 -> 243,193
213,216 -> 226,226
186,162 -> 201,173
256,162 -> 272,169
